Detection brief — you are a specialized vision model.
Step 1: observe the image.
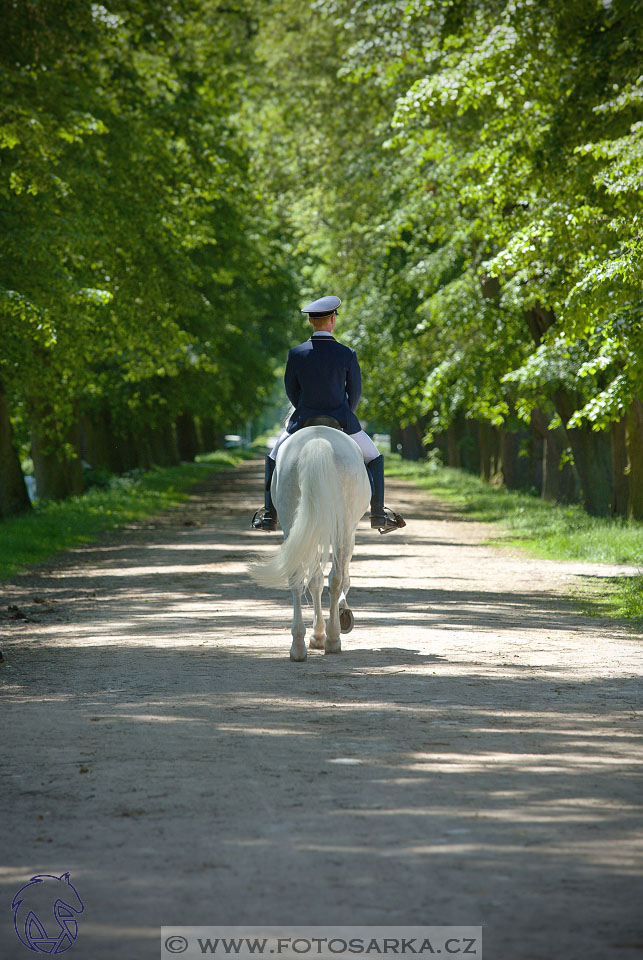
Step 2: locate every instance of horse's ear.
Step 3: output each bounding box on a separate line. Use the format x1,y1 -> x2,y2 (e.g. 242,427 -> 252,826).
61,873 -> 71,883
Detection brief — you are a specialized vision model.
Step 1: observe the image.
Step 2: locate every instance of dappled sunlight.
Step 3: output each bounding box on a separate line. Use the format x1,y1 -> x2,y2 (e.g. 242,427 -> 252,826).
332,803 -> 623,824
4,633 -> 642,953
53,561 -> 250,577
89,712 -> 214,724
216,724 -> 315,736
405,751 -> 643,774
3,461 -> 641,959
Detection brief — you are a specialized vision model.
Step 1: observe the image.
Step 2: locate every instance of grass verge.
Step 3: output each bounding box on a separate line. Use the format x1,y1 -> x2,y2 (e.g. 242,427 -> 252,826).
0,449 -> 253,581
574,576 -> 643,623
386,454 -> 643,624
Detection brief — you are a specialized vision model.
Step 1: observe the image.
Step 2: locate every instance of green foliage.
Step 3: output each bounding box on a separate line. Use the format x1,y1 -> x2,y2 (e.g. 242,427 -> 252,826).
251,0 -> 642,444
0,0 -> 301,465
2,0 -> 641,518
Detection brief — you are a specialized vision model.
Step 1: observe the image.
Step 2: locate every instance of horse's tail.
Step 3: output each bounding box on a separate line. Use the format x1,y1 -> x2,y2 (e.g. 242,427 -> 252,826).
251,438 -> 345,591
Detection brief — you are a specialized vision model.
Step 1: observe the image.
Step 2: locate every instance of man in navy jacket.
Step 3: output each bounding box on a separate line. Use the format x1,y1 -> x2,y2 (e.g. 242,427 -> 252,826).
252,296 -> 405,534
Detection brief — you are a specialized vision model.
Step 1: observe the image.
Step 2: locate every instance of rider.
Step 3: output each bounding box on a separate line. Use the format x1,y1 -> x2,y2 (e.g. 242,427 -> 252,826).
252,295 -> 406,534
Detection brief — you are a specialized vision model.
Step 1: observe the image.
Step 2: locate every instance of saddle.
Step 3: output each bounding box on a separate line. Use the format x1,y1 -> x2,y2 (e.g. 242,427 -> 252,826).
302,416 -> 343,430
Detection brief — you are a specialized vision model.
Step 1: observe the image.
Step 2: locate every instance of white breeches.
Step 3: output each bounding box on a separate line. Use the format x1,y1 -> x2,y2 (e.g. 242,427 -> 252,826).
270,428 -> 379,464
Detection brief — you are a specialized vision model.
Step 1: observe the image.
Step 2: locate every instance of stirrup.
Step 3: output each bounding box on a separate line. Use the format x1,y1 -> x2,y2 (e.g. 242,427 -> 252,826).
251,508 -> 277,531
371,507 -> 406,535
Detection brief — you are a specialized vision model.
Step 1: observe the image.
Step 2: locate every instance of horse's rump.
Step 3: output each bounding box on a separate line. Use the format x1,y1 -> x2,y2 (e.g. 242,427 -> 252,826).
249,428 -> 369,592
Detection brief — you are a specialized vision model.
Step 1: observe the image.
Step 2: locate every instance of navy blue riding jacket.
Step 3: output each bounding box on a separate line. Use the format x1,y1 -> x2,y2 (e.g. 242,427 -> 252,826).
284,334 -> 362,434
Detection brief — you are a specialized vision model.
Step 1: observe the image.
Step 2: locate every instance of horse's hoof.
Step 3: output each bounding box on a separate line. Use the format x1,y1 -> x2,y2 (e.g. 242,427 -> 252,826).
290,649 -> 307,661
324,639 -> 341,655
309,635 -> 325,649
339,608 -> 354,634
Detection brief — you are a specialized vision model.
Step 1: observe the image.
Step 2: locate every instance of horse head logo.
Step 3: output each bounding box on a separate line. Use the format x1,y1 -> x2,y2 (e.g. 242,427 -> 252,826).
12,873 -> 84,954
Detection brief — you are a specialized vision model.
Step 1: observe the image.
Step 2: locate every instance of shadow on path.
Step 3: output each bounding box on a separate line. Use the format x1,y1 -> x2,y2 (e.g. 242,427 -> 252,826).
1,461 -> 642,960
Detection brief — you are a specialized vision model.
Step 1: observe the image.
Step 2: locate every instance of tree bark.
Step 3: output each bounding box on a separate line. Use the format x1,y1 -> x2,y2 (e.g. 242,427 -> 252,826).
479,421 -> 493,481
149,423 -> 179,466
541,429 -> 562,502
80,409 -> 120,472
524,307 -> 613,515
500,429 -> 529,490
31,415 -> 83,501
0,380 -> 31,517
529,413 -> 544,494
200,418 -> 218,453
530,410 -> 563,501
459,420 -> 479,474
610,417 -> 629,517
391,421 -> 426,461
626,398 -> 643,521
551,389 -> 613,515
446,423 -> 461,468
176,413 -> 200,462
530,409 -> 579,503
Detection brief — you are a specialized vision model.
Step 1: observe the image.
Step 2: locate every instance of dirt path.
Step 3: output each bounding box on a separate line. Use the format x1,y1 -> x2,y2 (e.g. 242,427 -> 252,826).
2,460 -> 642,960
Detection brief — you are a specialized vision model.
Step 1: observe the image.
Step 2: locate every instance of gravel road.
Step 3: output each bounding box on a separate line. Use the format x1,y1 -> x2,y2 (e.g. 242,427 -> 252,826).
2,460 -> 642,960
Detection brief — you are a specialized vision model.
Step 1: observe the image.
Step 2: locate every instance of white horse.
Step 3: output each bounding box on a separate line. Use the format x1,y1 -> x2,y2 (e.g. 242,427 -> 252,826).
249,426 -> 371,661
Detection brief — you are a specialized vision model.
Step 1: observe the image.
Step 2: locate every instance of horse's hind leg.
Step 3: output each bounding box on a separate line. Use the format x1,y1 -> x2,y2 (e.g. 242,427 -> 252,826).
289,568 -> 307,662
339,532 -> 355,634
325,547 -> 346,655
308,564 -> 326,650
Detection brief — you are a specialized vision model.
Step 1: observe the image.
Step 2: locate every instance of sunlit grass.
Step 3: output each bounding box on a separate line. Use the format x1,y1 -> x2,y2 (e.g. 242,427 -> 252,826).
386,454 -> 643,623
0,450 -> 250,580
575,576 -> 643,624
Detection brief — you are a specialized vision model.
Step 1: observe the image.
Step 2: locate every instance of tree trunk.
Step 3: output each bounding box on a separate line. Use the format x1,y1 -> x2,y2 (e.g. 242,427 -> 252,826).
31,417 -> 83,501
529,412 -> 544,495
116,430 -> 142,471
446,423 -> 461,468
0,380 -> 31,518
524,306 -> 612,515
626,398 -> 643,521
80,409 -> 118,472
131,429 -> 153,470
390,425 -> 402,455
459,420 -> 479,474
392,421 -> 425,461
491,426 -> 501,477
479,421 -> 493,481
541,429 -> 562,502
163,423 -> 180,465
610,417 -> 629,517
530,409 -> 579,503
149,423 -> 179,466
500,429 -> 529,490
551,389 -> 613,516
176,413 -> 200,462
200,418 -> 218,453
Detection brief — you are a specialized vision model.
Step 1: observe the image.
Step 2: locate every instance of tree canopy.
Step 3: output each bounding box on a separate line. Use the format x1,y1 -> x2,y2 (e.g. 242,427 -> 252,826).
1,0 -> 642,518
249,0 -> 643,516
1,0 -> 299,506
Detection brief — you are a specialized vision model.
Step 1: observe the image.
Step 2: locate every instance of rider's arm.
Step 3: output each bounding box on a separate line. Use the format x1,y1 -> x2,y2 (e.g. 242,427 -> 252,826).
346,350 -> 362,411
284,351 -> 301,407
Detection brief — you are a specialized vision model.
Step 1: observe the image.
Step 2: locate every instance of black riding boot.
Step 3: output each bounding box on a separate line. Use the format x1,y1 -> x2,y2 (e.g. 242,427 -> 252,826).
251,456 -> 278,531
366,455 -> 406,534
